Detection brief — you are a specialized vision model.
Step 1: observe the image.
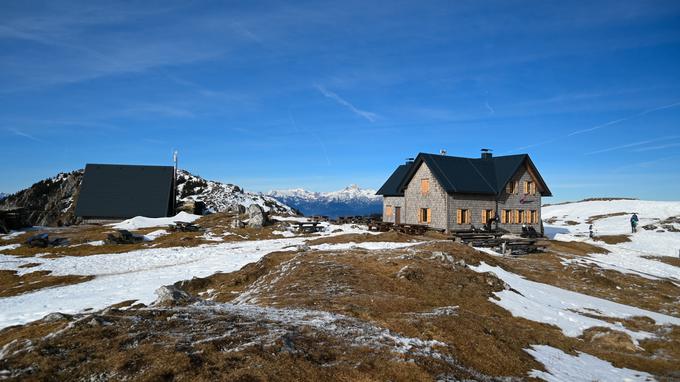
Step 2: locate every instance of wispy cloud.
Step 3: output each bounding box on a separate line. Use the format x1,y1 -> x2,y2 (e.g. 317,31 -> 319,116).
586,135 -> 680,155
6,127 -> 43,142
513,100 -> 680,152
315,85 -> 378,122
632,142 -> 680,152
484,101 -> 495,115
568,101 -> 680,137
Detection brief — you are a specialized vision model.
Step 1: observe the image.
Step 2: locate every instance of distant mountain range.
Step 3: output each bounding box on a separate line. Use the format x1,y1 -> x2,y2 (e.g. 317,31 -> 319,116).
0,193 -> 7,201
267,185 -> 382,218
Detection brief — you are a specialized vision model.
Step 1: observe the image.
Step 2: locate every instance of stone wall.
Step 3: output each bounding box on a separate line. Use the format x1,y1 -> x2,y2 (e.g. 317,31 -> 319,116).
382,196 -> 404,223
403,163 -> 448,230
447,167 -> 543,234
495,167 -> 542,234
447,193 -> 496,231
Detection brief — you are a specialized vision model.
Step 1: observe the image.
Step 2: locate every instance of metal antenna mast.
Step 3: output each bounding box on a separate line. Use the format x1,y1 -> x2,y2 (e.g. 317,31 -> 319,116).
172,150 -> 178,214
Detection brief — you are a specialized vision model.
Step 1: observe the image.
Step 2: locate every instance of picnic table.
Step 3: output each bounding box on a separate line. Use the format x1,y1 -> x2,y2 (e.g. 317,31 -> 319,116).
293,221 -> 324,233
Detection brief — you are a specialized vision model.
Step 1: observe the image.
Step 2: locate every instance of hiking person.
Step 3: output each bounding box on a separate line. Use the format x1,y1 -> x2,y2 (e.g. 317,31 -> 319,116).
589,224 -> 593,239
630,213 -> 639,233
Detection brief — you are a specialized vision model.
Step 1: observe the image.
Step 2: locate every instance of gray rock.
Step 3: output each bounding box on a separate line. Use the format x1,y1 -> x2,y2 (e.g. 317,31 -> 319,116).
41,312 -> 69,322
247,204 -> 268,228
296,244 -> 311,252
153,285 -> 193,306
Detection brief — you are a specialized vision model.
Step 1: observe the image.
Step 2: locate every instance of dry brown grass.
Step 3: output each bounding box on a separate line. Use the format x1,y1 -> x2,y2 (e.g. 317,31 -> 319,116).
1,237 -> 679,381
0,213 -> 297,258
586,212 -> 630,224
305,231 -> 416,246
642,256 -> 680,268
545,240 -> 610,255
0,270 -> 93,298
594,235 -> 632,245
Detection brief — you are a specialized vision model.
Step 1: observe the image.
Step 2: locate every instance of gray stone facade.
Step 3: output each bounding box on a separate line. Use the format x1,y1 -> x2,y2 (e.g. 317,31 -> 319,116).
403,163 -> 448,229
382,196 -> 404,223
382,163 -> 543,234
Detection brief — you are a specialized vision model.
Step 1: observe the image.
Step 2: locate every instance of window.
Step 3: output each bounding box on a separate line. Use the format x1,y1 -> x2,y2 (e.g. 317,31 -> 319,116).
501,209 -> 512,224
524,180 -> 535,195
516,210 -> 524,224
457,209 -> 470,224
385,205 -> 393,217
531,210 -> 538,224
419,208 -> 431,224
482,209 -> 494,223
420,179 -> 430,195
507,181 -> 519,195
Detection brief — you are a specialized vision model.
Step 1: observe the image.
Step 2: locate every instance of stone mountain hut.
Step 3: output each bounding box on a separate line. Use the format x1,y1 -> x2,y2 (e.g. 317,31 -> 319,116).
376,151 -> 552,234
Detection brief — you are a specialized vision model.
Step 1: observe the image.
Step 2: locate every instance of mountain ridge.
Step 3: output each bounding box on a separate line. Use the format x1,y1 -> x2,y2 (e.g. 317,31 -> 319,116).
267,185 -> 381,218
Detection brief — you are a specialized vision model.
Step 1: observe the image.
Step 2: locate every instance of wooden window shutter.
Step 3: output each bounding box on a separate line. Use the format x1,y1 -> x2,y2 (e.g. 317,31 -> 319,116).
491,209 -> 496,221
514,210 -> 519,223
506,182 -> 512,194
514,181 -> 519,194
421,179 -> 429,195
466,210 -> 471,224
386,206 -> 392,216
457,209 -> 462,224
427,208 -> 432,224
524,210 -> 529,223
531,182 -> 537,195
418,209 -> 423,223
500,210 -> 506,224
481,210 -> 486,222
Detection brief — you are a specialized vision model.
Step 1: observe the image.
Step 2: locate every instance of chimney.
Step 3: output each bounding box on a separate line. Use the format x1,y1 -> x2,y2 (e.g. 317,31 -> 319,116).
481,148 -> 493,159
406,157 -> 415,164
440,149 -> 447,156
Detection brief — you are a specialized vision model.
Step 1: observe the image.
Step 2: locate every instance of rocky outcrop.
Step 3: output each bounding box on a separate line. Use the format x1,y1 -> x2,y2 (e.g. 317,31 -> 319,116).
0,170 -> 83,227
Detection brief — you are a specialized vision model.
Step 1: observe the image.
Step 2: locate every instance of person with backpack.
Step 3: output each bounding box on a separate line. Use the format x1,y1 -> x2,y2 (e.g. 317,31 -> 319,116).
630,213 -> 639,233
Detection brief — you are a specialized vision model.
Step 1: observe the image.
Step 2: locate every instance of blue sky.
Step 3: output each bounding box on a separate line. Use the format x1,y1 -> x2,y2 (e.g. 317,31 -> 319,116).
1,0 -> 679,202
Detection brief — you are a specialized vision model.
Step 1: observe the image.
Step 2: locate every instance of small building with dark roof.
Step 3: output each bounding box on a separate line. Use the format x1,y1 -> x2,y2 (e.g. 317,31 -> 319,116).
75,164 -> 176,221
376,151 -> 551,234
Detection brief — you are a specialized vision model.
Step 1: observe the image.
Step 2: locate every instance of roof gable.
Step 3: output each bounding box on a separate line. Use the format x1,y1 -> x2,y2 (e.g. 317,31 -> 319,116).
75,164 -> 175,219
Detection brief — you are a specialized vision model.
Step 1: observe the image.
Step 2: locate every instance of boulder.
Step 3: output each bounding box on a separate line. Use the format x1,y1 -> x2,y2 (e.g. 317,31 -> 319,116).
153,285 -> 194,306
227,204 -> 246,214
106,230 -> 145,245
247,204 -> 268,228
26,233 -> 49,248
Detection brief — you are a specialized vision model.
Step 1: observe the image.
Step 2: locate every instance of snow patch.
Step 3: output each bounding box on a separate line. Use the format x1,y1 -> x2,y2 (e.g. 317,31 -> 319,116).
526,345 -> 655,382
471,262 -> 680,340
110,212 -> 200,230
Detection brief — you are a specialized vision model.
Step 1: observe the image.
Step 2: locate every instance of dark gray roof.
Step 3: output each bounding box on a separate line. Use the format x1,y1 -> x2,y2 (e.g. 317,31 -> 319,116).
377,153 -> 552,197
75,164 -> 175,219
375,163 -> 414,196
